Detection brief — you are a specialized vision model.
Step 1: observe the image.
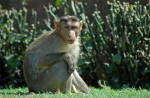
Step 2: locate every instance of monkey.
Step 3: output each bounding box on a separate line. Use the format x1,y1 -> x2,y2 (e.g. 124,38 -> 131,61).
23,16 -> 90,94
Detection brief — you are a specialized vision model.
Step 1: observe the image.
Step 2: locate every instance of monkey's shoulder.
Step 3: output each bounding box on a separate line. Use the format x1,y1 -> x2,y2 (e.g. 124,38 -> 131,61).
26,31 -> 55,52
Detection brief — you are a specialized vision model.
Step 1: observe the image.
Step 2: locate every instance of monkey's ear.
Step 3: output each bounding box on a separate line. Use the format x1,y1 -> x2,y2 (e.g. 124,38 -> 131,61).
54,21 -> 59,28
79,21 -> 82,31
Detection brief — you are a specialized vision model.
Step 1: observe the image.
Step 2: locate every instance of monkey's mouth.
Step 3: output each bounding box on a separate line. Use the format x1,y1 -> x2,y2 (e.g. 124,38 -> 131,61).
67,39 -> 75,44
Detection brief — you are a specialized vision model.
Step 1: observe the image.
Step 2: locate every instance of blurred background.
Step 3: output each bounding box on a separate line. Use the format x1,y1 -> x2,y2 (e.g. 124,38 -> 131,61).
0,0 -> 150,89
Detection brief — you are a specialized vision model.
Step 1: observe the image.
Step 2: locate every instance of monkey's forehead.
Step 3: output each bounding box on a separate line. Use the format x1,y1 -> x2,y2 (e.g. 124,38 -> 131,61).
60,16 -> 80,22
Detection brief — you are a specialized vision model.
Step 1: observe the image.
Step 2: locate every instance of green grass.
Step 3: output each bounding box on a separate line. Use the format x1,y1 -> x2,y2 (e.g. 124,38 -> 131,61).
0,87 -> 150,98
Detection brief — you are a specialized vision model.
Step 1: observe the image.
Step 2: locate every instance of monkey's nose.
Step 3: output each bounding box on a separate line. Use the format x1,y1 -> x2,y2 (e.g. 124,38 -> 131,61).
68,31 -> 75,39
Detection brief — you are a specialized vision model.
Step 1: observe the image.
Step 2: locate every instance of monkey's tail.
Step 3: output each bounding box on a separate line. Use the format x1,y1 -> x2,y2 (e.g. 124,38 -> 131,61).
72,70 -> 91,94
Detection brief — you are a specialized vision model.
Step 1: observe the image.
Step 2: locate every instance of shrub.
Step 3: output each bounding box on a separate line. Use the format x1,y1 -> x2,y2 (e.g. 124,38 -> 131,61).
78,1 -> 150,88
0,1 -> 149,89
0,8 -> 40,88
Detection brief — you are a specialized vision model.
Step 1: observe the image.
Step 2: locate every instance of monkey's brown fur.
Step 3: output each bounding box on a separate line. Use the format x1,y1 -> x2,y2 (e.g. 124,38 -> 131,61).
23,16 -> 90,94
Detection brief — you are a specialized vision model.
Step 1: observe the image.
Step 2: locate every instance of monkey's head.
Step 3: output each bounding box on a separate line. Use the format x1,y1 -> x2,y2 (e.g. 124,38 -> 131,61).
55,16 -> 82,44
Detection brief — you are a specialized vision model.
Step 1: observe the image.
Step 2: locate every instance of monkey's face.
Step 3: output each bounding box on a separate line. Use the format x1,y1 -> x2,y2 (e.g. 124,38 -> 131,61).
55,16 -> 82,44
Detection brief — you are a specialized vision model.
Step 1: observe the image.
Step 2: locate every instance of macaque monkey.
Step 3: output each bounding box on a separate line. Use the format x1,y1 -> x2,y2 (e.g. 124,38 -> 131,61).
23,16 -> 90,94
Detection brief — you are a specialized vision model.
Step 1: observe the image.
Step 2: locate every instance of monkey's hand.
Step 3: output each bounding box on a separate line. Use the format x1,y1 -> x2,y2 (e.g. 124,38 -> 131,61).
64,53 -> 76,74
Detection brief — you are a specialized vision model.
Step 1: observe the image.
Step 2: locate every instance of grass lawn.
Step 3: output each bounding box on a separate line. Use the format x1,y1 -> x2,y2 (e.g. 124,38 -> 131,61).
0,87 -> 150,98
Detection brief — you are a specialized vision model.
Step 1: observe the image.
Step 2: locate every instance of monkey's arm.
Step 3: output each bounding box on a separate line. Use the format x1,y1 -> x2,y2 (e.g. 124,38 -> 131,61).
37,53 -> 76,73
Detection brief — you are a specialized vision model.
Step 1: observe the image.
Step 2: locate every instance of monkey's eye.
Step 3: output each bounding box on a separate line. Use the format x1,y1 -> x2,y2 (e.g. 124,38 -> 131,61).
72,18 -> 77,22
71,26 -> 77,30
65,26 -> 69,29
61,19 -> 68,23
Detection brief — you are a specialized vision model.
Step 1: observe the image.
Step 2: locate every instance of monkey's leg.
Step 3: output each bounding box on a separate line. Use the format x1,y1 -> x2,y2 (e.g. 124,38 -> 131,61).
62,74 -> 73,93
72,84 -> 78,93
28,61 -> 72,93
72,70 -> 90,94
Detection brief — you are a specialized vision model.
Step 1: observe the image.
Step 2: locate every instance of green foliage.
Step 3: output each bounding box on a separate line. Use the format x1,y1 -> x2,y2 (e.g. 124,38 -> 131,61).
0,1 -> 150,89
76,1 -> 150,88
103,1 -> 150,88
0,8 -> 40,88
104,2 -> 149,88
56,0 -> 62,7
55,0 -> 67,7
